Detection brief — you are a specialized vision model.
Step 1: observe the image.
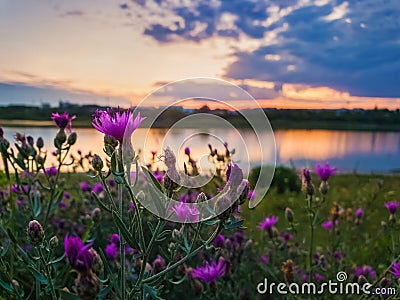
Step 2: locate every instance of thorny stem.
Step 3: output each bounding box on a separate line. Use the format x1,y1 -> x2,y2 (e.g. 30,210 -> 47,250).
142,222 -> 223,284
38,247 -> 57,300
118,148 -> 126,300
307,194 -> 314,283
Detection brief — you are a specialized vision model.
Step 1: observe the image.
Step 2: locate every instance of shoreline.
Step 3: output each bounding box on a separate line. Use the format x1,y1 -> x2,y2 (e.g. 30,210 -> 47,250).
1,119 -> 400,132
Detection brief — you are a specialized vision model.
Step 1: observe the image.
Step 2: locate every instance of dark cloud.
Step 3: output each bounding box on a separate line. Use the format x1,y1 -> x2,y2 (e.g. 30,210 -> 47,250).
125,0 -> 400,98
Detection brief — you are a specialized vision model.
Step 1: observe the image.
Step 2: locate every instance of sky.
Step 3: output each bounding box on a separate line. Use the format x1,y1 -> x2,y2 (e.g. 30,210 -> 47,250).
0,0 -> 399,109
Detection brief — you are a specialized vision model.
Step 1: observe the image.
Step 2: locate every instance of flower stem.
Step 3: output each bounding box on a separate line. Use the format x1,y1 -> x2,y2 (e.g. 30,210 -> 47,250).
38,247 -> 57,300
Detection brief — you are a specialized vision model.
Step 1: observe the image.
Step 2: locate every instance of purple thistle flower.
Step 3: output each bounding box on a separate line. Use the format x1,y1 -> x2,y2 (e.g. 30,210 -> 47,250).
64,234 -> 93,272
248,190 -> 256,201
110,234 -> 120,247
385,201 -> 399,215
92,183 -> 103,194
59,201 -> 67,208
184,147 -> 190,156
258,216 -> 279,231
80,182 -> 91,193
213,234 -> 225,248
152,255 -> 166,274
315,273 -> 324,281
51,112 -> 76,132
108,179 -> 116,187
45,166 -> 58,177
64,192 -> 71,199
321,220 -> 338,230
390,261 -> 400,279
355,208 -> 363,219
192,259 -> 226,283
105,243 -> 118,260
172,202 -> 200,223
315,163 -> 336,181
227,163 -> 243,188
333,250 -> 344,261
92,107 -> 145,143
303,168 -> 312,182
355,265 -> 376,279
261,255 -> 269,264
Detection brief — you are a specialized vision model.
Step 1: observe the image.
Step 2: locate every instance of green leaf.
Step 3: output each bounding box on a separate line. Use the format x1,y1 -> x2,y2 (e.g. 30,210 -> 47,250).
49,254 -> 65,265
111,210 -> 138,250
142,283 -> 163,300
28,267 -> 49,284
6,228 -> 17,243
202,219 -> 220,226
0,278 -> 13,292
141,166 -> 165,194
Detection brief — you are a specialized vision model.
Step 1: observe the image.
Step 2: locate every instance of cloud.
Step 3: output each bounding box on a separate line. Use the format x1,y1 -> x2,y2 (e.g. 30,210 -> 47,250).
126,0 -> 400,98
60,10 -> 85,17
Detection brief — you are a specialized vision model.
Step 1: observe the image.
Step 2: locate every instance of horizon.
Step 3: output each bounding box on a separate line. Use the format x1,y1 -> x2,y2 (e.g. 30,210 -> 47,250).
1,1 -> 399,110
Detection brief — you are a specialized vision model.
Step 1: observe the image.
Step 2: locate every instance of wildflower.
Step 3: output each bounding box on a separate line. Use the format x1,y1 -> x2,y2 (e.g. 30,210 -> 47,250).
92,183 -> 103,194
315,273 -> 324,281
302,168 -> 314,196
64,192 -> 71,199
192,259 -> 226,283
261,255 -> 269,264
105,243 -> 118,260
152,255 -> 166,274
89,248 -> 103,275
51,112 -> 76,132
59,201 -> 67,209
213,234 -> 225,248
355,208 -> 363,219
64,234 -> 93,272
67,132 -> 77,145
321,220 -> 338,230
316,163 -> 336,181
45,166 -> 58,177
172,202 -> 200,223
92,107 -> 145,143
355,265 -> 376,280
258,216 -> 279,231
110,233 -> 120,247
36,137 -> 44,149
184,147 -> 191,156
27,220 -> 45,246
385,201 -> 399,215
303,168 -> 312,183
80,182 -> 91,193
49,236 -> 59,249
389,261 -> 400,279
227,163 -> 243,188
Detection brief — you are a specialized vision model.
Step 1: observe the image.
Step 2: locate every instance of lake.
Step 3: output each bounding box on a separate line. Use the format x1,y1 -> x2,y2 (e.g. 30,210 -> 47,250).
1,126 -> 400,174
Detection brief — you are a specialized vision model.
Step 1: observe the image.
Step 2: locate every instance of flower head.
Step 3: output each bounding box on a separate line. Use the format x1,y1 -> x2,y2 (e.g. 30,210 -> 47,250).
303,168 -> 312,182
45,166 -> 58,177
385,201 -> 399,215
64,234 -> 93,272
192,259 -> 226,283
110,233 -> 120,247
258,216 -> 279,231
80,182 -> 91,193
390,261 -> 400,279
105,243 -> 118,260
321,220 -> 338,230
184,147 -> 190,156
315,163 -> 336,181
213,234 -> 225,248
227,163 -> 243,188
355,208 -> 363,219
172,202 -> 200,223
92,183 -> 103,194
51,112 -> 76,132
92,107 -> 145,143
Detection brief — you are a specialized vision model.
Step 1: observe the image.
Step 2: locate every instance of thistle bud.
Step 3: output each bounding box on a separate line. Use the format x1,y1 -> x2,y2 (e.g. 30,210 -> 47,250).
319,181 -> 329,195
54,130 -> 67,148
196,192 -> 207,203
36,137 -> 44,149
49,236 -> 59,249
104,135 -> 118,148
75,271 -> 101,300
285,207 -> 294,223
27,136 -> 34,146
67,132 -> 77,145
91,208 -> 101,222
27,220 -> 44,246
380,277 -> 388,288
91,154 -> 104,171
89,248 -> 104,276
